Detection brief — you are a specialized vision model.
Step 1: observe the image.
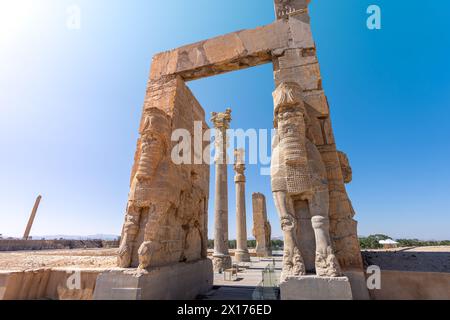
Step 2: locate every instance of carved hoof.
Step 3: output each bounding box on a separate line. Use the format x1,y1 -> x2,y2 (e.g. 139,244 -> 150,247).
117,244 -> 131,268
292,248 -> 306,276
281,247 -> 306,280
315,247 -> 342,277
137,241 -> 152,270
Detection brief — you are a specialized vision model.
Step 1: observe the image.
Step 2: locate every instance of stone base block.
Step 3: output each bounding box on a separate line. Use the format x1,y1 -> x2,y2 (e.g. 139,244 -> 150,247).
212,255 -> 232,272
93,259 -> 213,300
280,275 -> 353,300
255,250 -> 272,258
343,270 -> 370,300
234,251 -> 251,263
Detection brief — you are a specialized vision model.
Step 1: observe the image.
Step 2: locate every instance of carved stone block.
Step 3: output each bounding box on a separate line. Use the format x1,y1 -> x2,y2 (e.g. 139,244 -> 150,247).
280,275 -> 353,300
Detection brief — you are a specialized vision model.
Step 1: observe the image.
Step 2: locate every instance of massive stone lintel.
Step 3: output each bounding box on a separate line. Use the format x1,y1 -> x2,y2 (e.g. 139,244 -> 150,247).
150,19 -> 314,82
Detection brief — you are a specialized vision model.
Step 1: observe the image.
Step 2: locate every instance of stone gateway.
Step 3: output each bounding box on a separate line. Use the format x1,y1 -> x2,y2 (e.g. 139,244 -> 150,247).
109,0 -> 366,300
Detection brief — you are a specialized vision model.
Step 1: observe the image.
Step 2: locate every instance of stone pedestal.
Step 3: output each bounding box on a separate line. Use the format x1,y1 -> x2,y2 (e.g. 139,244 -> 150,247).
93,259 -> 213,300
234,250 -> 251,263
280,275 -> 353,300
212,254 -> 232,273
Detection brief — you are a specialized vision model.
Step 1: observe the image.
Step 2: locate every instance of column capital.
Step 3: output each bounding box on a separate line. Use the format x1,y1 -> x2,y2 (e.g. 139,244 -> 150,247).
233,148 -> 246,181
211,108 -> 232,130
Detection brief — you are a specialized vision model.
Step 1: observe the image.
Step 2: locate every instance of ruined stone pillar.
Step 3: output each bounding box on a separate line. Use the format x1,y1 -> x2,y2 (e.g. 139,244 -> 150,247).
252,193 -> 272,257
23,195 -> 42,240
271,0 -> 363,272
233,149 -> 250,263
211,109 -> 232,272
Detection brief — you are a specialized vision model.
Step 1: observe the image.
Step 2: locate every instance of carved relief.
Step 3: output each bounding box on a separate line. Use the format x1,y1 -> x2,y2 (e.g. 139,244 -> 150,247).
118,80 -> 209,271
271,82 -> 342,280
337,151 -> 353,184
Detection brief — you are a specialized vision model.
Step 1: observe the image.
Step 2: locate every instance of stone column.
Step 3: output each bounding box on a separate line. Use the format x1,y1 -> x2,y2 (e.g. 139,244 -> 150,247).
23,195 -> 42,240
252,193 -> 272,257
211,109 -> 232,272
233,149 -> 250,262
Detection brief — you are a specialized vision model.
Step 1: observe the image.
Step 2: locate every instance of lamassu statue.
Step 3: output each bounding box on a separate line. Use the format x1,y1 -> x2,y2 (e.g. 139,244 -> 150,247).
271,82 -> 342,280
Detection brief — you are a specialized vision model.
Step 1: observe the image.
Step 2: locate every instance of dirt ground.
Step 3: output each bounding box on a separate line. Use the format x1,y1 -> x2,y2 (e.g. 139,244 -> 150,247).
365,246 -> 450,253
1,246 -> 449,272
0,248 -> 118,271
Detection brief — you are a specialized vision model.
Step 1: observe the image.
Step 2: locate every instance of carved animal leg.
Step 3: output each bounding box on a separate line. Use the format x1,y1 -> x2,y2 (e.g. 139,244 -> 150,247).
309,191 -> 342,277
273,191 -> 305,280
137,204 -> 167,270
117,203 -> 141,268
138,241 -> 153,269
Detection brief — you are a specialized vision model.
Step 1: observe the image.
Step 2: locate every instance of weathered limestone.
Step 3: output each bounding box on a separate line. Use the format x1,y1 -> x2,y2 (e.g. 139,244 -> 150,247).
149,19 -> 316,82
211,109 -> 232,272
94,260 -> 213,300
0,268 -> 102,300
271,4 -> 363,275
271,82 -> 342,280
23,195 -> 42,240
252,193 -> 272,257
118,76 -> 210,270
280,275 -> 353,300
115,76 -> 212,299
233,149 -> 250,263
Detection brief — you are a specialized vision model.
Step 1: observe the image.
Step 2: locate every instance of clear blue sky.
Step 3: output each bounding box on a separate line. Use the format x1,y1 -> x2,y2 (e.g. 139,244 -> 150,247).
1,0 -> 449,240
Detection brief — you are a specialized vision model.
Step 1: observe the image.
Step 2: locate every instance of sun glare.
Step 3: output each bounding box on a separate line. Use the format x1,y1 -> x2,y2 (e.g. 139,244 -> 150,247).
0,0 -> 39,45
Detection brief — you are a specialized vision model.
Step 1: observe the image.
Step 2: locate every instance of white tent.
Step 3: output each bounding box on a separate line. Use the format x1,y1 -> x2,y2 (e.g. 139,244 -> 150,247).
379,239 -> 399,245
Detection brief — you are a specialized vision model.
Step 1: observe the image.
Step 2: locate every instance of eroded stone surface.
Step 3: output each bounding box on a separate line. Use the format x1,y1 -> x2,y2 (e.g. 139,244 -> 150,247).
272,17 -> 363,271
149,19 -> 313,81
271,82 -> 342,279
0,249 -> 118,300
94,260 -> 213,300
252,193 -> 272,258
280,275 -> 353,300
118,77 -> 210,271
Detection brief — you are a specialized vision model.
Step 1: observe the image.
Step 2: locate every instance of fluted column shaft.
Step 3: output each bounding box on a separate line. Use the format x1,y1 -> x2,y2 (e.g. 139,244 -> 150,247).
211,109 -> 232,272
234,149 -> 250,262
